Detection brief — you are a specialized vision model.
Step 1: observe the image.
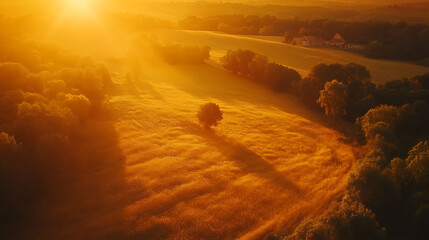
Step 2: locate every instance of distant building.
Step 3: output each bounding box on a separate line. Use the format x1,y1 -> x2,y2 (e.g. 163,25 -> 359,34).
302,36 -> 325,47
330,33 -> 348,48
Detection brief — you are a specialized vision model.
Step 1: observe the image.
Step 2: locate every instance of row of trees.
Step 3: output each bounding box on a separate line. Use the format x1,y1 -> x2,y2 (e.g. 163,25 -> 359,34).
219,49 -> 376,120
153,43 -> 210,64
221,49 -> 301,92
219,49 -> 429,240
178,15 -> 429,61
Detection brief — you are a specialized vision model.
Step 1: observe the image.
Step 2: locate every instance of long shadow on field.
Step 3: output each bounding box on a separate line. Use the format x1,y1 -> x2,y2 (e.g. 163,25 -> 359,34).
122,74 -> 164,100
184,121 -> 301,193
4,120 -> 130,240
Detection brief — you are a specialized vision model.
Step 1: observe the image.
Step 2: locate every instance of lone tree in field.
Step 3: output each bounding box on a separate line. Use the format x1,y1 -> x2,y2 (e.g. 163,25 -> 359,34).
197,102 -> 223,128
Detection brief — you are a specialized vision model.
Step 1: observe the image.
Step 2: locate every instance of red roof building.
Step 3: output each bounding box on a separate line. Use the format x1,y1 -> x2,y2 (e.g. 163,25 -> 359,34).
330,33 -> 347,47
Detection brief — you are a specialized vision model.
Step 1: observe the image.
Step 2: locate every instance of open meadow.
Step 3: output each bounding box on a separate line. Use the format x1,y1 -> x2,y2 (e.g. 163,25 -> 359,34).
25,33 -> 358,239
108,58 -> 357,239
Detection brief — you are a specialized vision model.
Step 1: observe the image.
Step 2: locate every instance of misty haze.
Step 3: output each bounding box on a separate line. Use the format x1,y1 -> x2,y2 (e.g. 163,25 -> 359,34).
1,1 -> 429,240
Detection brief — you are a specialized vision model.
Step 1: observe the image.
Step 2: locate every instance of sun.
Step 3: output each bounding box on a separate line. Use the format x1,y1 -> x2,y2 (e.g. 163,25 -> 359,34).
55,0 -> 99,21
65,0 -> 93,16
46,0 -> 101,39
67,0 -> 87,7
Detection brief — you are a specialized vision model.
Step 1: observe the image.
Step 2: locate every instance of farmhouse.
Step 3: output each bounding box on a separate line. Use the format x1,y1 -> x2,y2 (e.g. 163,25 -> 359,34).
302,36 -> 325,47
330,33 -> 347,48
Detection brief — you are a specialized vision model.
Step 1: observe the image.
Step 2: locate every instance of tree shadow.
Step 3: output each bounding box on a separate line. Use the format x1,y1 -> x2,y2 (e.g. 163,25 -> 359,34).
4,119 -> 131,240
119,73 -> 164,100
183,121 -> 301,194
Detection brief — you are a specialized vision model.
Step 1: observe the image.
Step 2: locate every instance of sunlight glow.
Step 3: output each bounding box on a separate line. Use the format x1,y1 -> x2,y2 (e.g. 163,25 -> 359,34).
2,0 -> 428,239
45,0 -> 105,43
64,0 -> 94,19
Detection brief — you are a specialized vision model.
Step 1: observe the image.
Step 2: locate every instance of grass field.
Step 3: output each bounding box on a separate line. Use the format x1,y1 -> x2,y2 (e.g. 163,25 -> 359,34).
108,59 -> 357,239
153,30 -> 429,84
24,33 -> 358,238
20,24 -> 397,238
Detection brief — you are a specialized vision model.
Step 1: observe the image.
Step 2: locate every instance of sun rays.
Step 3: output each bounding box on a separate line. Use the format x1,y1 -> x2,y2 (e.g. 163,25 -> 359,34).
46,0 -> 101,40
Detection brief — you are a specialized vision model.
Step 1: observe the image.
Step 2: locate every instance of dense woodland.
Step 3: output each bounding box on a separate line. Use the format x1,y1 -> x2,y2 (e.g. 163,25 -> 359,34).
220,49 -> 429,240
0,34 -> 117,237
178,15 -> 429,61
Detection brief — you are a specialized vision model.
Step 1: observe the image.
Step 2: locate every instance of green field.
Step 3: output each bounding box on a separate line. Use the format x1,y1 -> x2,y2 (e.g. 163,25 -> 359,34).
154,30 -> 429,84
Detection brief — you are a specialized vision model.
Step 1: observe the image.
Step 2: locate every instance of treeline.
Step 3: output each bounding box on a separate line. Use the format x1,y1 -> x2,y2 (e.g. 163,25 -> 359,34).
0,36 -> 115,235
220,49 -> 429,240
315,67 -> 429,154
178,15 -> 429,61
220,49 -> 375,119
154,43 -> 210,64
278,105 -> 429,240
221,49 -> 301,92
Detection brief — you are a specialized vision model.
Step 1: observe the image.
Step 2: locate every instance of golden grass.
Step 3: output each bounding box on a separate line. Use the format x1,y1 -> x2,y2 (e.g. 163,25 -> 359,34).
19,26 -> 359,239
109,58 -> 357,239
